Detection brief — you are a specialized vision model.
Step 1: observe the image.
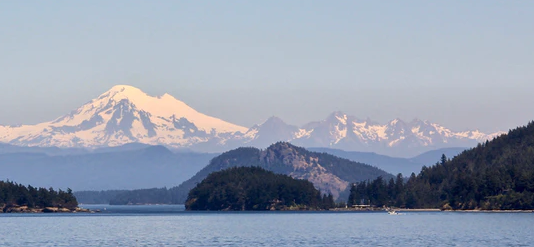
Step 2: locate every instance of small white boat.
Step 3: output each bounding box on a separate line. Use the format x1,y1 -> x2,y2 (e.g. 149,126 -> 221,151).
386,208 -> 402,215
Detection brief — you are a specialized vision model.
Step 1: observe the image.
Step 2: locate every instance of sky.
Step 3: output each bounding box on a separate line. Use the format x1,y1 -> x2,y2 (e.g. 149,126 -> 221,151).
1,1 -> 533,133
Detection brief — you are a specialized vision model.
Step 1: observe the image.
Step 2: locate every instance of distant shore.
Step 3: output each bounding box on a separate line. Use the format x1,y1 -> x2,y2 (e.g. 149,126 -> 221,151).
1,205 -> 93,213
329,208 -> 440,212
399,209 -> 532,213
396,208 -> 441,212
329,207 -> 534,213
443,209 -> 534,213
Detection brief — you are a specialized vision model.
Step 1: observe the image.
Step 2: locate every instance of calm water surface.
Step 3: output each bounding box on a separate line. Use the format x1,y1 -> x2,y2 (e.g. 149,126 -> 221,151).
1,205 -> 533,246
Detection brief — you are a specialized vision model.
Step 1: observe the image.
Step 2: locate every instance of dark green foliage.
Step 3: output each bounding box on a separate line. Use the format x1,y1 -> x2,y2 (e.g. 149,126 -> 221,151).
185,166 -> 334,211
348,121 -> 534,210
347,175 -> 402,207
0,181 -> 78,210
169,147 -> 263,204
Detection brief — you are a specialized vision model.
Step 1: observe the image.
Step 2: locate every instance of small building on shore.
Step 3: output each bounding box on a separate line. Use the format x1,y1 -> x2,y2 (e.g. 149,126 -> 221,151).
352,204 -> 373,210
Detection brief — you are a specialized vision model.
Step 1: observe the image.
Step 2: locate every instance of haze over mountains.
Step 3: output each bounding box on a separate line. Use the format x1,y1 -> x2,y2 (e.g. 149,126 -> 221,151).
0,145 -> 217,191
0,85 -> 502,157
0,142 -> 465,192
309,147 -> 467,176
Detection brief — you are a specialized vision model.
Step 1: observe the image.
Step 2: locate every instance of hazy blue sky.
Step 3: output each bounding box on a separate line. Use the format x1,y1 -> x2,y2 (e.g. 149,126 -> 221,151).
1,1 -> 533,132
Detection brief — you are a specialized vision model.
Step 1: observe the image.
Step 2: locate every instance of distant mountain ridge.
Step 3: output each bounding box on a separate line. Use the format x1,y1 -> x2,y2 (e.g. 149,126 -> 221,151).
0,145 -> 217,191
0,85 -> 503,156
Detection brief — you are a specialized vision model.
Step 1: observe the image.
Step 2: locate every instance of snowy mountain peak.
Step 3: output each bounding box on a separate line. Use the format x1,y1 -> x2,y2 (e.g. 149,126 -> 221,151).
107,84 -> 145,96
95,85 -> 246,133
102,85 -> 182,107
1,85 -> 248,149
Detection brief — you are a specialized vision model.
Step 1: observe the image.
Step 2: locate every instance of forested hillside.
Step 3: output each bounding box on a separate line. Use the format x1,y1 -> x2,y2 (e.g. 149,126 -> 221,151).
186,166 -> 335,211
170,142 -> 392,204
349,122 -> 534,210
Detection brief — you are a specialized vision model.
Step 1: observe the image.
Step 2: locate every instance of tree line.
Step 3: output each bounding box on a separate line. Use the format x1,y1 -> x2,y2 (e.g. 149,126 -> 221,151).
0,180 -> 78,210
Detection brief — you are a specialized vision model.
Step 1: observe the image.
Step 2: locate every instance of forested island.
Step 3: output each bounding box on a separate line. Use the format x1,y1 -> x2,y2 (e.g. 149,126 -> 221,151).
0,180 -> 82,213
185,166 -> 336,211
349,121 -> 534,210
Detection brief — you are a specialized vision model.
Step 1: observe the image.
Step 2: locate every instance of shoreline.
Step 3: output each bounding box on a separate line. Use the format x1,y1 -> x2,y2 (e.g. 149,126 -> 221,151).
396,209 -> 441,212
1,205 -> 94,214
442,209 -> 534,213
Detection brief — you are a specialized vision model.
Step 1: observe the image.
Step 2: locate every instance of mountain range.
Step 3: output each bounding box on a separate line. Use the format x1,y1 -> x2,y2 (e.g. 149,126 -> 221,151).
0,85 -> 502,157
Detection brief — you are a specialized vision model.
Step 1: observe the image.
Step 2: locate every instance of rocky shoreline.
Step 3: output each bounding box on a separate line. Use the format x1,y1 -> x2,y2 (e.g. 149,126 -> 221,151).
1,205 -> 93,213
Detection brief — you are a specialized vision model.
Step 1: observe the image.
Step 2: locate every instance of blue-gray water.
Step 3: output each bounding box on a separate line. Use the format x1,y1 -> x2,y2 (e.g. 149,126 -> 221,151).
1,205 -> 533,246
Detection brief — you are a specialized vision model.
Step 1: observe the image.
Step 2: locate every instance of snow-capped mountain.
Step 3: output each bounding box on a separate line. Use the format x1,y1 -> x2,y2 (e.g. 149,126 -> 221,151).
0,85 -> 247,149
266,112 -> 502,157
0,85 -> 503,156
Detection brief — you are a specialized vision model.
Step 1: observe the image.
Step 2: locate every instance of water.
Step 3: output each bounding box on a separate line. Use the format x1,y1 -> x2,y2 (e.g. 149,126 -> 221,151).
1,205 -> 533,246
